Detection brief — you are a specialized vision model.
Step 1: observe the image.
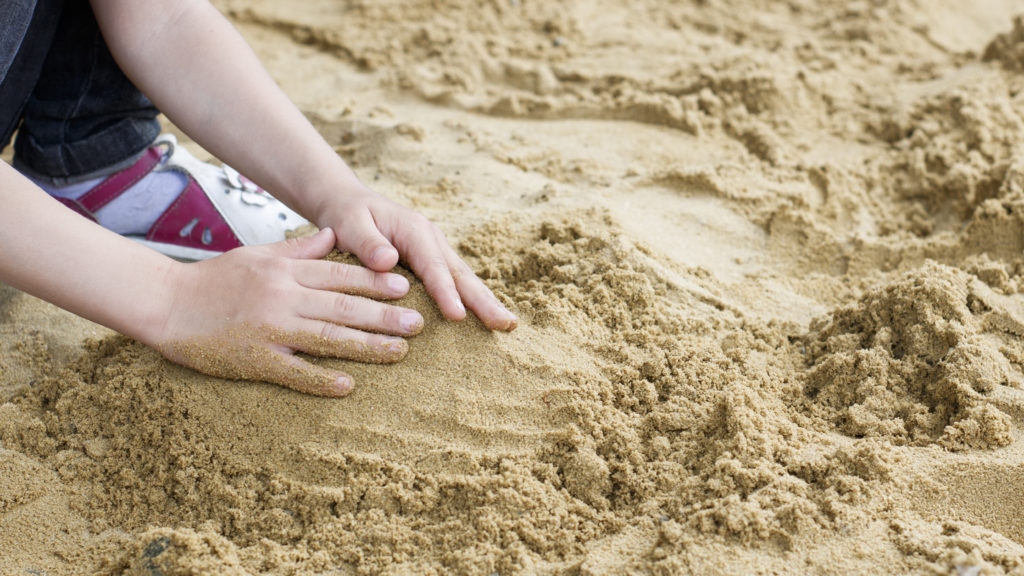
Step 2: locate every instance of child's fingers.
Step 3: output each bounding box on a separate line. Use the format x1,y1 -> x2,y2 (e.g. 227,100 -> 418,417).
443,244 -> 517,331
273,319 -> 409,363
296,290 -> 423,337
292,260 -> 409,299
260,350 -> 355,397
394,220 -> 466,321
333,212 -> 399,272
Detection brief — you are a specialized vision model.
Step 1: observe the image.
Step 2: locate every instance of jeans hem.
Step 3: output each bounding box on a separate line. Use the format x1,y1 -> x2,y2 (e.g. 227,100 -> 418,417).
13,117 -> 160,183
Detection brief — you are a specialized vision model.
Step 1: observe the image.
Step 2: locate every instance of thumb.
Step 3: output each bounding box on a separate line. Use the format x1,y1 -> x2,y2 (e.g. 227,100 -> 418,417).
266,227 -> 337,260
336,211 -> 399,272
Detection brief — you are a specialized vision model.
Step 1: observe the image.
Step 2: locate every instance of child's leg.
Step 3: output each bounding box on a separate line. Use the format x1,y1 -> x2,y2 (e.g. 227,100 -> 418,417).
9,2 -> 305,259
12,1 -> 161,182
10,1 -> 184,237
0,0 -> 62,152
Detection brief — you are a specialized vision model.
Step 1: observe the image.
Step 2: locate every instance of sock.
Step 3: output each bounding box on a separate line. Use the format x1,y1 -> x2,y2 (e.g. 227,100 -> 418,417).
35,169 -> 187,236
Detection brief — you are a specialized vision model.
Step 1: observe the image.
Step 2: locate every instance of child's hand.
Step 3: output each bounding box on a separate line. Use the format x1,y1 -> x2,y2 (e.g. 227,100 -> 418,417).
312,185 -> 518,331
153,228 -> 420,397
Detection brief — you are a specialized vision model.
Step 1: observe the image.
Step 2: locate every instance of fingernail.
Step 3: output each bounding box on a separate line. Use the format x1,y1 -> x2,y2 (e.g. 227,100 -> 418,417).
371,246 -> 393,266
455,299 -> 466,315
400,310 -> 423,333
333,376 -> 353,395
387,274 -> 409,293
382,338 -> 407,359
503,310 -> 518,330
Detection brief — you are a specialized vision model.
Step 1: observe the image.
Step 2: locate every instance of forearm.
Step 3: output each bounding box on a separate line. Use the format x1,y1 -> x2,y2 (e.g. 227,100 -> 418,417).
0,162 -> 177,345
89,0 -> 357,222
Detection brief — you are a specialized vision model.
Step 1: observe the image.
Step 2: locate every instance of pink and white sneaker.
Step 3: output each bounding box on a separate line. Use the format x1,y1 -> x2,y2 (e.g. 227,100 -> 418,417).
53,134 -> 309,261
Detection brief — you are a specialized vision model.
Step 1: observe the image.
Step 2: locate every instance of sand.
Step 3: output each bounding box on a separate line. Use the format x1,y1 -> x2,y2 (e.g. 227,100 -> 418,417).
5,0 -> 1024,573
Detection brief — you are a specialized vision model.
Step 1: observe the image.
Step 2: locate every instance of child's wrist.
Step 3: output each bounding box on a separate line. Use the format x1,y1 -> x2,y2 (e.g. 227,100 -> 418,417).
129,258 -> 191,348
310,182 -> 378,229
293,155 -> 376,223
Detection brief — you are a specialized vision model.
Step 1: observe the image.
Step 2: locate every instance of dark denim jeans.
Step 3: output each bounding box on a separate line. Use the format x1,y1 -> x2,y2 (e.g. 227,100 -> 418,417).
1,0 -> 161,184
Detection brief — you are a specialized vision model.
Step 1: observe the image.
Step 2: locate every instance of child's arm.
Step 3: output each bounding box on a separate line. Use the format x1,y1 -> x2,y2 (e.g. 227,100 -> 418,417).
89,0 -> 518,331
0,161 -> 420,396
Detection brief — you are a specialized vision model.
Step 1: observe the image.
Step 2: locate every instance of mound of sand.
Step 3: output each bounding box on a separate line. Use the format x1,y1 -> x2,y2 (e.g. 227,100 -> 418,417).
804,262 -> 1014,450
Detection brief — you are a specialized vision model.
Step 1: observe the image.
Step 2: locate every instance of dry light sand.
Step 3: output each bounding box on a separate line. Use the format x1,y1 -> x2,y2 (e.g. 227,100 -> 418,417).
6,0 -> 1024,573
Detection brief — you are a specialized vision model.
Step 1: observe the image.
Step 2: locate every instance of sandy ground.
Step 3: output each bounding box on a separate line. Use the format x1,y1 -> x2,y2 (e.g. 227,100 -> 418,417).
5,0 -> 1024,574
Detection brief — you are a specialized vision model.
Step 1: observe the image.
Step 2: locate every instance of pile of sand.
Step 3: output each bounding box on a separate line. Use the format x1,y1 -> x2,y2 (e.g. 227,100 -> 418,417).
804,263 -> 1015,450
5,0 -> 1024,574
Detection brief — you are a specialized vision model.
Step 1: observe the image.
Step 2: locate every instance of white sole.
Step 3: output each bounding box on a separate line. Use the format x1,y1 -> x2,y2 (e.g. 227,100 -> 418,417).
131,237 -> 223,262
